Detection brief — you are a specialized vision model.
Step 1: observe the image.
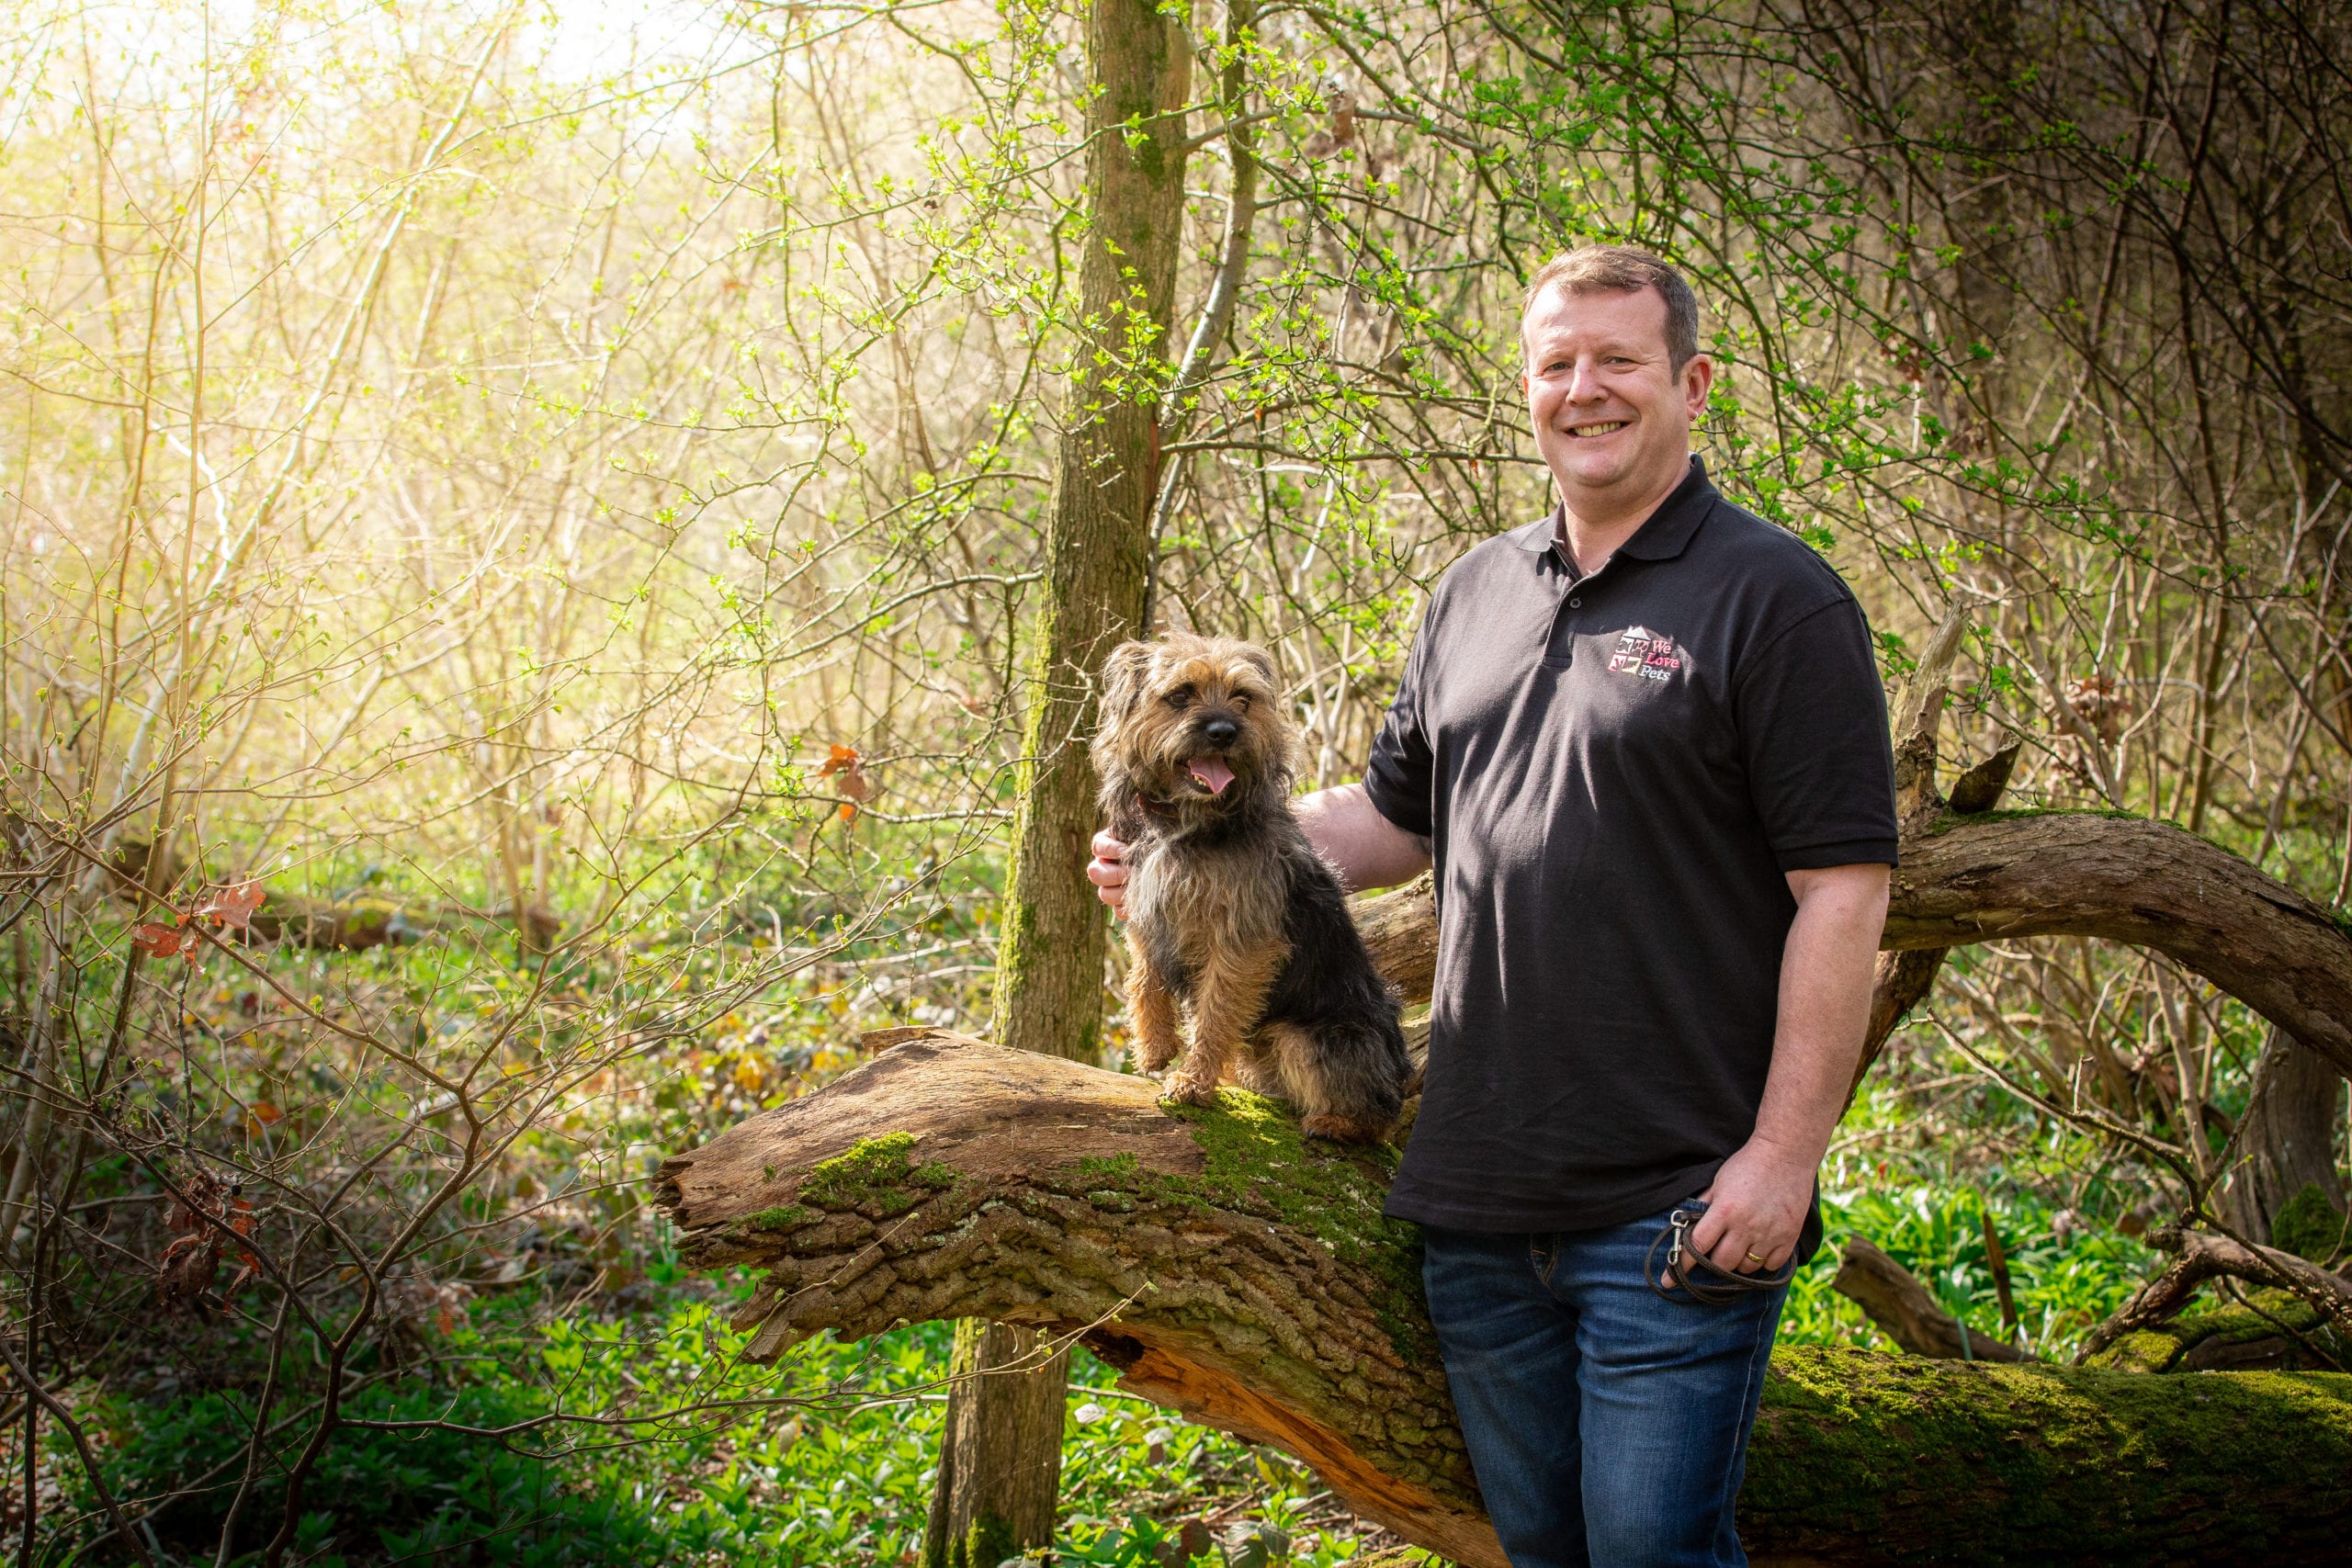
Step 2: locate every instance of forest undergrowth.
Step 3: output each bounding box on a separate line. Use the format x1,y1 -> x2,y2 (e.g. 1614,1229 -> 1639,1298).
0,864 -> 2220,1565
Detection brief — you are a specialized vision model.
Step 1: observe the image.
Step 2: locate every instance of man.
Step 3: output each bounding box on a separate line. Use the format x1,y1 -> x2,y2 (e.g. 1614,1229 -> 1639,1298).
1089,245 -> 1894,1567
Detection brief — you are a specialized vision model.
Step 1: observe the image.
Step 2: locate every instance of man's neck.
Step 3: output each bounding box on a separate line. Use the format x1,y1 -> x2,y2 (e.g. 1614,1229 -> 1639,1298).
1555,457 -> 1691,576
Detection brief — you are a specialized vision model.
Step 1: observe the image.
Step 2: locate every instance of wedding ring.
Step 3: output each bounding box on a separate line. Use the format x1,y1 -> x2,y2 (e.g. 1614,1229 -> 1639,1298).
1743,1250 -> 1766,1264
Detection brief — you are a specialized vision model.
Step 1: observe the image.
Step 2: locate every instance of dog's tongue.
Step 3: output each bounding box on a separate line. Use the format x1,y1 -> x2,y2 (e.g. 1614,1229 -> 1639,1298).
1185,757 -> 1236,795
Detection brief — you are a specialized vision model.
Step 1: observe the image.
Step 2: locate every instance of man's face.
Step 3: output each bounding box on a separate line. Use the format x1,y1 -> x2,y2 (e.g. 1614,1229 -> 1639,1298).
1521,284 -> 1713,519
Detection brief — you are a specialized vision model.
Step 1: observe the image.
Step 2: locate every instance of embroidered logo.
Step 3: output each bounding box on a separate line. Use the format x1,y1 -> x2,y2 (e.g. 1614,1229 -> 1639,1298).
1606,626 -> 1683,682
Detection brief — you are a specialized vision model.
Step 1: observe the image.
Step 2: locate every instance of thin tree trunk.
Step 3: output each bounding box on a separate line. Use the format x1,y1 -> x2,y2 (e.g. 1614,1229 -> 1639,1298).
2224,1028 -> 2348,1243
989,0 -> 1191,1066
924,2 -> 1193,1562
924,1321 -> 1072,1568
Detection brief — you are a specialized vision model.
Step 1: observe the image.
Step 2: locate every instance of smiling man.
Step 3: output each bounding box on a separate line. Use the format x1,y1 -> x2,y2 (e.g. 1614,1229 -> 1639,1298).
1091,244 -> 1895,1566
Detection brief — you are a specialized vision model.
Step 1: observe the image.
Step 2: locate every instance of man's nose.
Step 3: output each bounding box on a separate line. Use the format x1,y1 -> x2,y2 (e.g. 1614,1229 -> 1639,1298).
1202,716 -> 1240,747
1565,358 -> 1607,400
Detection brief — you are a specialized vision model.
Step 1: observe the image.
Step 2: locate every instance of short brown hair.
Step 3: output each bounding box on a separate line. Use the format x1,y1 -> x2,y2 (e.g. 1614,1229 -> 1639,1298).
1521,245 -> 1702,371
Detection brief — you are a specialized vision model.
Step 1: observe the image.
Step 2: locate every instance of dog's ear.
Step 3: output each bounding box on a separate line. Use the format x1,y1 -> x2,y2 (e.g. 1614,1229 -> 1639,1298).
1098,640 -> 1158,726
1238,643 -> 1282,694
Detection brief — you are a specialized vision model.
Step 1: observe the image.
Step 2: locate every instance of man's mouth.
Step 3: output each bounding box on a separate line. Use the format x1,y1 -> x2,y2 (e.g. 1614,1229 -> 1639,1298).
1183,757 -> 1236,795
1566,420 -> 1630,439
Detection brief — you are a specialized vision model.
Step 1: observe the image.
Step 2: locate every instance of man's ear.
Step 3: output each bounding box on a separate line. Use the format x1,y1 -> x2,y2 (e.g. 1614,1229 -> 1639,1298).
1682,353 -> 1714,418
1099,641 -> 1158,725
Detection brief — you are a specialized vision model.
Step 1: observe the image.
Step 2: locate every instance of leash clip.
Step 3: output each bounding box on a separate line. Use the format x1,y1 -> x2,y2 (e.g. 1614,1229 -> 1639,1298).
1645,1205 -> 1793,1305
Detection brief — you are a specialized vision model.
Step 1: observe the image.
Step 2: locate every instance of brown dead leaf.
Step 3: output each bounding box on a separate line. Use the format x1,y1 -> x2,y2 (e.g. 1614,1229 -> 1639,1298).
198,879 -> 266,930
819,741 -> 871,806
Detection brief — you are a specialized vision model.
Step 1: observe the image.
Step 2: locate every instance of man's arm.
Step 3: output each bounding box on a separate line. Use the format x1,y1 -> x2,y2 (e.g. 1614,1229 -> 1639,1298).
1295,783 -> 1433,892
1088,782 -> 1431,914
1690,862 -> 1890,1274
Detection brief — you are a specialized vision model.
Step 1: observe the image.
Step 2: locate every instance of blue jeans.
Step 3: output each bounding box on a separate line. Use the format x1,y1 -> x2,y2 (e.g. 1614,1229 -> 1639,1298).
1420,1203 -> 1787,1568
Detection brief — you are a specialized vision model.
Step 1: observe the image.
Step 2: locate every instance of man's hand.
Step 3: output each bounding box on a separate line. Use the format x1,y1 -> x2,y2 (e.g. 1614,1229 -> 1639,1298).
1693,861 -> 1890,1274
1087,830 -> 1130,918
1085,785 -> 1431,919
1690,1137 -> 1815,1274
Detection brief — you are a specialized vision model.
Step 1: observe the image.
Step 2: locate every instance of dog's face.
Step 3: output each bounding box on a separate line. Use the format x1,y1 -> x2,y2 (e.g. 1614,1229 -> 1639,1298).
1093,633 -> 1295,818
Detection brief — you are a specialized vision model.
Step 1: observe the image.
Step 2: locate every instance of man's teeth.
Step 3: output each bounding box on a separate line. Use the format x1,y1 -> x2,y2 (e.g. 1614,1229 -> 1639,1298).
1566,421 -> 1628,438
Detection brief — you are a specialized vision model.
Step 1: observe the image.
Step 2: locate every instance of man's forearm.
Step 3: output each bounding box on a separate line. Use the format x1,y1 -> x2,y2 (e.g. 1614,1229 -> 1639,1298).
1752,866 -> 1891,1167
1295,783 -> 1433,893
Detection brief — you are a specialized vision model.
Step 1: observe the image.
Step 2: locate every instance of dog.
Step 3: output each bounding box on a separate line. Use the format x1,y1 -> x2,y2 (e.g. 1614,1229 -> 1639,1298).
1091,632 -> 1411,1142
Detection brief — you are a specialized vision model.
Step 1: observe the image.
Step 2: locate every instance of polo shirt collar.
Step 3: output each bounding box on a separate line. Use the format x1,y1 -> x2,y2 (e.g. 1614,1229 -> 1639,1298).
1510,456 -> 1717,561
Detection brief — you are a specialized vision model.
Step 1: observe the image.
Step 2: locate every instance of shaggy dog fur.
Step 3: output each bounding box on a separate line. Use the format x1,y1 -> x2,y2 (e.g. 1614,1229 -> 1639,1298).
1091,632 -> 1410,1142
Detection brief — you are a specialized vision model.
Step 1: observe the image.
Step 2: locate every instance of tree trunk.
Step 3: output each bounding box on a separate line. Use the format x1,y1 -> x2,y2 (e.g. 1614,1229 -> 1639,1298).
989,0 -> 1190,1066
659,1032 -> 2352,1566
2224,1029 -> 2348,1244
672,638 -> 2352,1563
922,1320 -> 1071,1568
933,0 -> 1193,1559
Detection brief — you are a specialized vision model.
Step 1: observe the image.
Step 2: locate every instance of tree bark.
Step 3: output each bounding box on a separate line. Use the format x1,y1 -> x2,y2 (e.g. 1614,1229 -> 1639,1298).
2077,1224 -> 2352,1365
659,1032 -> 2352,1566
2223,1029 -> 2348,1243
922,1319 -> 1071,1568
935,1 -> 1193,1560
989,0 -> 1191,1065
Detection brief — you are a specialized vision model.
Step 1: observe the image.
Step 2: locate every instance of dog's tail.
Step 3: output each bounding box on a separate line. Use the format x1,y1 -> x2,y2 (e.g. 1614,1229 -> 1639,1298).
1286,1010 -> 1412,1136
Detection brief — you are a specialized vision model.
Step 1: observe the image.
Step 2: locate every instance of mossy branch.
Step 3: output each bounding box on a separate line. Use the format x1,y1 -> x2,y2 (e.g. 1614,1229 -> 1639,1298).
660,1032 -> 2352,1566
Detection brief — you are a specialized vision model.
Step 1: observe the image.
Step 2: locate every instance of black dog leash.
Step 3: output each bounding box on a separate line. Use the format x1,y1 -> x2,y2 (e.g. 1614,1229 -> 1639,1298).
1643,1206 -> 1796,1304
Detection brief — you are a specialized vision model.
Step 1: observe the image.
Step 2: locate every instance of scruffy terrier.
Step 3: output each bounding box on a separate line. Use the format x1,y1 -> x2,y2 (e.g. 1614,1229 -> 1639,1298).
1091,633 -> 1411,1142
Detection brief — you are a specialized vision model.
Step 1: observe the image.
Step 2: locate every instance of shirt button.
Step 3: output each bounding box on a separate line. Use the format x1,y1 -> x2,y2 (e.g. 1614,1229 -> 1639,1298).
1569,597 -> 1582,608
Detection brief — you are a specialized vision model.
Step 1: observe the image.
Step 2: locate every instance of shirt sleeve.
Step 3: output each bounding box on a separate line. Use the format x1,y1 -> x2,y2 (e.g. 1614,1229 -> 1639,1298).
1363,606 -> 1438,838
1734,594 -> 1900,870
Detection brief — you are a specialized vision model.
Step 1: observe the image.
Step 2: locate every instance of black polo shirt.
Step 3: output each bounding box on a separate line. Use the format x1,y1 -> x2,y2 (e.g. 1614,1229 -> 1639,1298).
1364,457 -> 1897,1239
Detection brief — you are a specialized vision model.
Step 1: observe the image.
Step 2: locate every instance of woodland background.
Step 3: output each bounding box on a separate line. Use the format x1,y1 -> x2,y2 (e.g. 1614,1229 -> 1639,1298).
1,0 -> 2346,1562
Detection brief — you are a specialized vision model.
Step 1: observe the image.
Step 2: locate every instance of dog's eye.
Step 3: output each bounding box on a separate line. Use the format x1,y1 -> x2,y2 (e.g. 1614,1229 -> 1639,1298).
1231,694 -> 1250,711
1164,685 -> 1194,708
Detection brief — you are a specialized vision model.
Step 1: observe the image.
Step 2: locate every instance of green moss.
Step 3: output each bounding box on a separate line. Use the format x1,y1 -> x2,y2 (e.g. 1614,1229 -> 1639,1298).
2171,1291 -> 2323,1349
1050,1089 -> 1431,1361
1926,805 -> 2144,834
2079,1288 -> 2338,1372
2080,1329 -> 2183,1373
1071,1152 -> 1140,1182
2272,1182 -> 2350,1265
736,1204 -> 814,1234
799,1132 -> 958,1216
1747,1346 -> 2352,1558
958,1510 -> 1018,1568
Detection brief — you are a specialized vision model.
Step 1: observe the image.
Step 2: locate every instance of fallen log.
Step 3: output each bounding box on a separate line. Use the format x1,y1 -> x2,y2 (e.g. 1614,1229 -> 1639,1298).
1830,1235 -> 2030,1361
98,841 -> 560,951
2077,1224 -> 2352,1364
658,1032 -> 2352,1566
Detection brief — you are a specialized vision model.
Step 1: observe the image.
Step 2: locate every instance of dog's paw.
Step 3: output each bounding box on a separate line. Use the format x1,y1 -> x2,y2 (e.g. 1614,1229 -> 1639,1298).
1159,1073 -> 1220,1108
1133,1039 -> 1180,1074
1302,1113 -> 1387,1144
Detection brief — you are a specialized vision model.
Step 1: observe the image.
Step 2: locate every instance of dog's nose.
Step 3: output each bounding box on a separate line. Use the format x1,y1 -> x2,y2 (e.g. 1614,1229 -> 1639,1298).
1202,716 -> 1239,748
